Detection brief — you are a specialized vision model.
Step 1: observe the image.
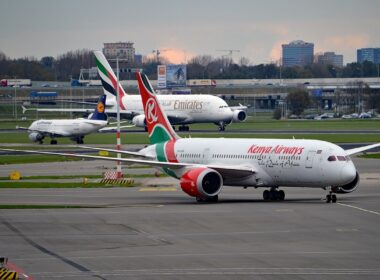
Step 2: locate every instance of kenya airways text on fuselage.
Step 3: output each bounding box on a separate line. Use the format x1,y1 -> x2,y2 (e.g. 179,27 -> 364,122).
142,137 -> 353,188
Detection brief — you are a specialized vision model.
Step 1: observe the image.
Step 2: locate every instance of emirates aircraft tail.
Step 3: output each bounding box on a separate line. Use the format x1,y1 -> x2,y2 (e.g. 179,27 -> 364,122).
136,72 -> 180,144
94,50 -> 127,110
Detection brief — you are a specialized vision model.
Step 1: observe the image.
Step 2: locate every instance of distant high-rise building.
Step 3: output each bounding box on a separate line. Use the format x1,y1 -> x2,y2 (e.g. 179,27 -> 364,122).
282,40 -> 314,67
134,54 -> 143,65
103,42 -> 135,63
316,52 -> 344,67
357,48 -> 380,63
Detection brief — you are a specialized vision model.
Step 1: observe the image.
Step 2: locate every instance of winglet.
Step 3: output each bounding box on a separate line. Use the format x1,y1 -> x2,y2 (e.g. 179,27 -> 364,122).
136,72 -> 180,144
22,105 -> 28,114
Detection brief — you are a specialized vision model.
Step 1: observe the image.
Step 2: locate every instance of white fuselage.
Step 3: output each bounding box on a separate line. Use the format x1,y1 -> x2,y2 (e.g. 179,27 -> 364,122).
143,138 -> 357,188
29,119 -> 108,137
108,94 -> 234,124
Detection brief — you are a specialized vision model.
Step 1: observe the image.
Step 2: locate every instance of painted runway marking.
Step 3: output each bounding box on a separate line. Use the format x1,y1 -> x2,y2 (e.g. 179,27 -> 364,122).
338,203 -> 380,216
139,187 -> 177,192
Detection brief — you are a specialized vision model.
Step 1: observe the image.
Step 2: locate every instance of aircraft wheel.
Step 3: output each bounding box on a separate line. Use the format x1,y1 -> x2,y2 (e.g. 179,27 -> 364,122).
50,139 -> 57,145
263,190 -> 270,201
269,190 -> 278,200
332,194 -> 337,203
196,196 -> 204,203
207,195 -> 219,203
278,190 -> 285,201
326,194 -> 331,203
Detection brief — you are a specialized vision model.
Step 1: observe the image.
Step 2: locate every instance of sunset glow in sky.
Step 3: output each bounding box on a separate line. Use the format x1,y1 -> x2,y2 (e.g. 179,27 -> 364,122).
1,0 -> 379,65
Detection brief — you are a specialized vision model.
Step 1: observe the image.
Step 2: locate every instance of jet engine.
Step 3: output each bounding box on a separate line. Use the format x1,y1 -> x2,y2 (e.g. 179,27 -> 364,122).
132,115 -> 146,127
232,110 -> 247,122
28,132 -> 44,142
332,172 -> 360,194
180,167 -> 223,199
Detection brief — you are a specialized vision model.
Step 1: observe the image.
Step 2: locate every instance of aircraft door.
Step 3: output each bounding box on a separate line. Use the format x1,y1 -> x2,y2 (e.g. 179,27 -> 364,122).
305,150 -> 316,168
202,147 -> 211,164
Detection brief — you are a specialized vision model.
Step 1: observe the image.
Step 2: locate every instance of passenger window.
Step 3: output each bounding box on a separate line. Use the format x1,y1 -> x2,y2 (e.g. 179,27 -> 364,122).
337,156 -> 346,161
328,155 -> 336,161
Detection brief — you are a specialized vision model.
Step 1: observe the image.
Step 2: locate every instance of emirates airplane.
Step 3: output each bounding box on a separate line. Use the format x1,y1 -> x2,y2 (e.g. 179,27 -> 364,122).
3,72 -> 379,203
93,51 -> 246,131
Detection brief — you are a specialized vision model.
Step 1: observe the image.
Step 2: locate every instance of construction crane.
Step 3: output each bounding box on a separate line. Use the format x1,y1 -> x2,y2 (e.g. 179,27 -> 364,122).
216,49 -> 240,58
152,49 -> 170,62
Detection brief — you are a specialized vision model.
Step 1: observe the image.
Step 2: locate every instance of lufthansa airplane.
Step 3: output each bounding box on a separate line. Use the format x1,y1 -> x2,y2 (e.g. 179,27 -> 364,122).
4,72 -> 379,203
17,95 -> 108,144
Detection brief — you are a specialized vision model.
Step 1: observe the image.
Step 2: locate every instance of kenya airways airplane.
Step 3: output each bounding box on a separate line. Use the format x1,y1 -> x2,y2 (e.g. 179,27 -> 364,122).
3,72 -> 379,203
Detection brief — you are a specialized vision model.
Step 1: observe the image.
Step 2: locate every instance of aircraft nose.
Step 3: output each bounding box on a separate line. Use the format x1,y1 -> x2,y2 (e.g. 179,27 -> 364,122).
340,164 -> 356,183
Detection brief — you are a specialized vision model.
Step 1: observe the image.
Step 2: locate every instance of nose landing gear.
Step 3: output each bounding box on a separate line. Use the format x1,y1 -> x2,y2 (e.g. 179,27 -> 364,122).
326,191 -> 337,203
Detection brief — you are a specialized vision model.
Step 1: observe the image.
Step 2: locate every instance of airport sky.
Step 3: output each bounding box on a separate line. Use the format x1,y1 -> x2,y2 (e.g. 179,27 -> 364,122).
1,0 -> 379,65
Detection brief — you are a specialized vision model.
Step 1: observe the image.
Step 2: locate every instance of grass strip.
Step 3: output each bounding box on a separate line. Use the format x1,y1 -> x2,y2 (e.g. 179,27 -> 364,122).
0,182 -> 135,188
359,153 -> 380,159
0,205 -> 97,209
0,154 -> 82,165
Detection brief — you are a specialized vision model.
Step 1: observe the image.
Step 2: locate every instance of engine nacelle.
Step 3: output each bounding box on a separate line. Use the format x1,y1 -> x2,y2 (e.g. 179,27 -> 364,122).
232,110 -> 247,122
132,115 -> 146,127
332,172 -> 360,194
28,132 -> 44,142
180,167 -> 223,199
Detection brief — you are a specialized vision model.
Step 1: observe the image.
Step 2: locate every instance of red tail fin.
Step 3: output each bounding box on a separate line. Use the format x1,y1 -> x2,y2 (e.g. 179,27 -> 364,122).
136,72 -> 179,144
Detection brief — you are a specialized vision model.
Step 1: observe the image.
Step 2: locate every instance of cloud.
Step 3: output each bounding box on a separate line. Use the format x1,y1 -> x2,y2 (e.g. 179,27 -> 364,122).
269,40 -> 287,63
321,34 -> 370,53
146,48 -> 195,64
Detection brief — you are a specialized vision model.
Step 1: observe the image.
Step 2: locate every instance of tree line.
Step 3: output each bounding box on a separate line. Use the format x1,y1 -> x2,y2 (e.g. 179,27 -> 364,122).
0,49 -> 379,81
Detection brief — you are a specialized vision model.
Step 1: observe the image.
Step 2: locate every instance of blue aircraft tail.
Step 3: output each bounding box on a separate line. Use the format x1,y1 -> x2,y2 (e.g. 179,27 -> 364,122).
89,95 -> 107,120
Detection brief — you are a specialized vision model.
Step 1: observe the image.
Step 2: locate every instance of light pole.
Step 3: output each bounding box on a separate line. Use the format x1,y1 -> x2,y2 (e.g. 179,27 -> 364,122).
109,57 -> 128,179
115,57 -> 122,179
14,77 -> 17,120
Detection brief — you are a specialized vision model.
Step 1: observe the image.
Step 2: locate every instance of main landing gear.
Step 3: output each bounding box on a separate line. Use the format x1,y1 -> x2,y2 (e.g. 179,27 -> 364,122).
50,139 -> 57,145
196,195 -> 219,203
178,125 -> 190,132
263,188 -> 285,201
76,136 -> 84,144
326,191 -> 337,203
218,122 -> 226,132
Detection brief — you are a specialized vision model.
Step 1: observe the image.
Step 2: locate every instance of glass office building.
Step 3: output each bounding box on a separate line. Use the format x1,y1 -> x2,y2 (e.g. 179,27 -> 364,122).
357,48 -> 380,63
282,40 -> 314,67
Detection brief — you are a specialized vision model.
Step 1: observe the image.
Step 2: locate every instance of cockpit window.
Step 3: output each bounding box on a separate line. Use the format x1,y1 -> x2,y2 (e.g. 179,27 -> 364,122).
337,156 -> 346,161
327,155 -> 336,161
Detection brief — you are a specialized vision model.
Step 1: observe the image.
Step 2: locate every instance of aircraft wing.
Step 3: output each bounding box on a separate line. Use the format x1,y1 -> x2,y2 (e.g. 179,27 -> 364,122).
23,107 -> 94,114
345,143 -> 380,156
0,148 -> 256,178
71,145 -> 154,158
99,125 -> 136,132
22,107 -> 139,119
15,125 -> 29,131
229,103 -> 248,111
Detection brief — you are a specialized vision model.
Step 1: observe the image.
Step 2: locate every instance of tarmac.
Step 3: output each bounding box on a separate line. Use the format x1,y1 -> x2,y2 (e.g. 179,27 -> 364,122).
0,156 -> 379,279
